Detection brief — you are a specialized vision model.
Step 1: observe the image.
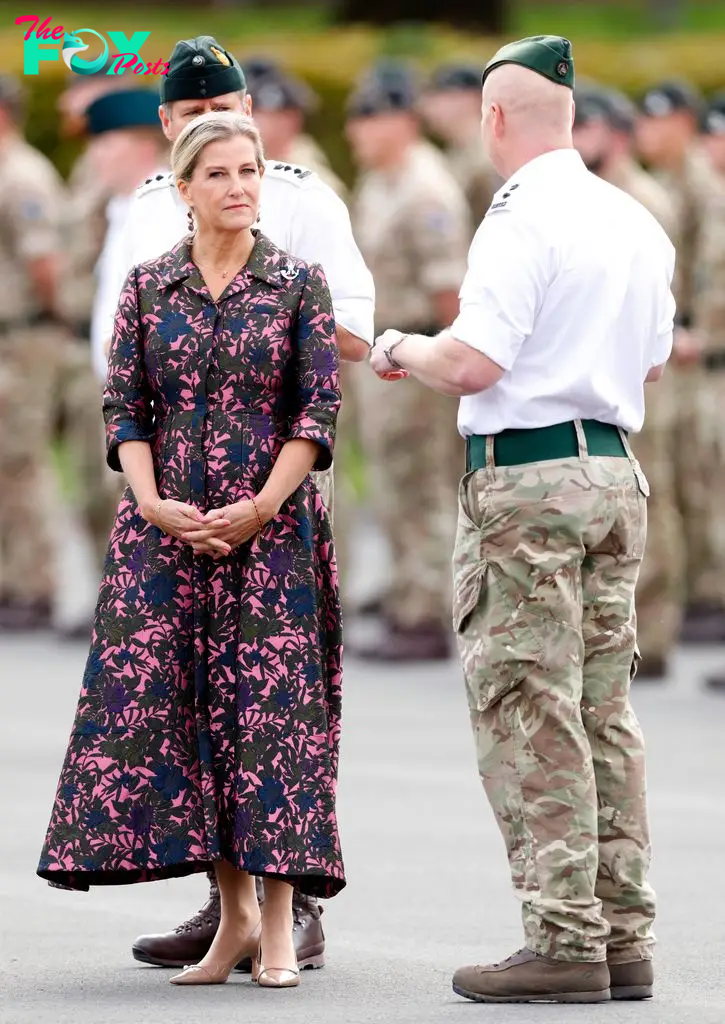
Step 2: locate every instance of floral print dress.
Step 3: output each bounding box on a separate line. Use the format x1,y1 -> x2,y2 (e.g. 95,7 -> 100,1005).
38,233 -> 345,899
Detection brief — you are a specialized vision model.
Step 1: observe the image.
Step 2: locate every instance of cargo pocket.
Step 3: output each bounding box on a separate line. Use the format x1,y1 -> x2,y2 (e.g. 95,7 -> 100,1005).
452,507 -> 542,714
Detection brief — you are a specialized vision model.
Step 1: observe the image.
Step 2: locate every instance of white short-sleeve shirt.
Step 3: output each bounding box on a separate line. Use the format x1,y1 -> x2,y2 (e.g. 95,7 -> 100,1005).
92,161 -> 375,379
450,149 -> 676,436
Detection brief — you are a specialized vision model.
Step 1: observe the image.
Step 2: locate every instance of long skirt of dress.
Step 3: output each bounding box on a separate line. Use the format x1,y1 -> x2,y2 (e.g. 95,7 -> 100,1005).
38,475 -> 345,899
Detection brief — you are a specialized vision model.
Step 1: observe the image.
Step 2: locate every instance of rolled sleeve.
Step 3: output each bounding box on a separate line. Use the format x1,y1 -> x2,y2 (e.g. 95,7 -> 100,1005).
288,185 -> 375,345
102,267 -> 154,471
450,212 -> 549,372
288,263 -> 341,471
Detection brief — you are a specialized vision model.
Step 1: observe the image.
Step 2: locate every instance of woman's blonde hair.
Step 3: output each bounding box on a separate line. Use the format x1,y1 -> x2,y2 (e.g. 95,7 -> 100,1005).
170,111 -> 265,184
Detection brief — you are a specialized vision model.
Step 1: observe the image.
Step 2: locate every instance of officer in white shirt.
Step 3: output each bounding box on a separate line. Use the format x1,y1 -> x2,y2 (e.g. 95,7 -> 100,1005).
126,34 -> 373,977
95,36 -> 373,376
371,36 -> 674,1005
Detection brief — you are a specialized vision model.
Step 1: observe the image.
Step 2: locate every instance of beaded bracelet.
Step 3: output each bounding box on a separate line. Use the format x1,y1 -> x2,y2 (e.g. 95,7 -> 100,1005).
251,497 -> 264,533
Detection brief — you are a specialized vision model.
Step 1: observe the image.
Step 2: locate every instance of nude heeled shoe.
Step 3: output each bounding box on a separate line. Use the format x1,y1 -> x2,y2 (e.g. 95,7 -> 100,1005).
169,920 -> 261,986
252,943 -> 300,989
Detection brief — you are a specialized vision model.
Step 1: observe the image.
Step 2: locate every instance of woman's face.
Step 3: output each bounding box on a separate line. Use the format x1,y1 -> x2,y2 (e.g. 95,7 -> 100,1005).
182,135 -> 263,233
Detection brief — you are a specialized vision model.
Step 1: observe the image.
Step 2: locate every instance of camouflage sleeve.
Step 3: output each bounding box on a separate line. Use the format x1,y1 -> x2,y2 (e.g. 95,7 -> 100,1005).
5,169 -> 61,260
103,267 -> 154,472
693,188 -> 725,352
288,263 -> 341,472
407,193 -> 471,294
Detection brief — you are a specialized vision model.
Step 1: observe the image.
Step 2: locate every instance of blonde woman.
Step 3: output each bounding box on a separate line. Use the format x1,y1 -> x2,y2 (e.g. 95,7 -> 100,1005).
38,112 -> 344,991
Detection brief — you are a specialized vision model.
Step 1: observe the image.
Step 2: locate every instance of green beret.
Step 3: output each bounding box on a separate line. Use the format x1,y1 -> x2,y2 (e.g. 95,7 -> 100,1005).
86,90 -> 160,135
160,35 -> 245,105
482,35 -> 574,90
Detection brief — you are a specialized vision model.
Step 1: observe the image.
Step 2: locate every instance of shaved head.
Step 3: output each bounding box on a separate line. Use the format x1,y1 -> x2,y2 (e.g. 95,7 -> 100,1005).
481,64 -> 574,178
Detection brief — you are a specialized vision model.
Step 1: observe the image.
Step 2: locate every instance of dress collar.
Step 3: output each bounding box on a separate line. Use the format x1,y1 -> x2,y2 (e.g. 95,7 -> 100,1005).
157,231 -> 300,295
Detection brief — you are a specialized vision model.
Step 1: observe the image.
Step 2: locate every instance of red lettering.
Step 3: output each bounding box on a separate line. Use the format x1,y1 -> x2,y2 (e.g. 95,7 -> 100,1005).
51,25 -> 64,40
15,16 -> 38,42
110,53 -> 139,75
133,64 -> 144,75
37,16 -> 53,39
158,61 -> 169,76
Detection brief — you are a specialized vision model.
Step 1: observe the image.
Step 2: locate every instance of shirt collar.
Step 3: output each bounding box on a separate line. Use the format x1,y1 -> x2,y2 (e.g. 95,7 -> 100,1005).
503,147 -> 585,190
157,231 -> 298,294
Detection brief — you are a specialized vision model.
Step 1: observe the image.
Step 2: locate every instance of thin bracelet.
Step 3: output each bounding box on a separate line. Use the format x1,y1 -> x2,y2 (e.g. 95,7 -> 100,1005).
155,498 -> 164,522
251,497 -> 264,532
384,333 -> 410,370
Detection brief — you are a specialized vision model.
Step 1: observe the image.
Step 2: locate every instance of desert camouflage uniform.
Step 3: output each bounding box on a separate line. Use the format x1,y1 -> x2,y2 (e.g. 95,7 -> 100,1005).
351,145 -> 470,628
602,158 -> 683,662
656,147 -> 725,607
445,135 -> 502,229
0,136 -> 65,606
454,442 -> 655,961
694,169 -> 725,575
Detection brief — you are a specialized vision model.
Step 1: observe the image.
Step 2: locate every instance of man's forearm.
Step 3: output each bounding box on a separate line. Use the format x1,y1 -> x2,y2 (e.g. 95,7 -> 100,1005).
336,325 -> 370,362
388,331 -> 480,396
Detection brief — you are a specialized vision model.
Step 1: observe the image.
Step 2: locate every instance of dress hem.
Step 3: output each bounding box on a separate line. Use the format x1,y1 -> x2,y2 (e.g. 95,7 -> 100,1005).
38,860 -> 345,900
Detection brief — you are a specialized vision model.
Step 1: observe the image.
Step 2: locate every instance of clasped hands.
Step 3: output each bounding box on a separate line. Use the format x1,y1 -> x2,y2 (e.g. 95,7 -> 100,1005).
369,329 -> 410,382
149,498 -> 271,559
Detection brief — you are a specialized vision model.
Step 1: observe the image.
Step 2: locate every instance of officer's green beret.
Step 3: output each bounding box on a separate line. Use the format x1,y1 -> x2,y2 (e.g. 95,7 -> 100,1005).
160,35 -> 245,105
482,35 -> 574,90
86,89 -> 160,135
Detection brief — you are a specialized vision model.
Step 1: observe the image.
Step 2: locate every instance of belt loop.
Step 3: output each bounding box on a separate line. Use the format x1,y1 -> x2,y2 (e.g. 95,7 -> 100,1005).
617,427 -> 637,464
485,433 -> 496,480
574,419 -> 589,461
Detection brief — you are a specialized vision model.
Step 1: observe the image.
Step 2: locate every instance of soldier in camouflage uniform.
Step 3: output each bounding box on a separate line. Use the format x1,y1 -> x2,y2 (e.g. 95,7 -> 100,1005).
422,63 -> 502,227
698,95 -> 725,691
0,76 -> 66,630
573,85 -> 681,681
371,37 -> 674,1003
346,61 -> 471,660
636,81 -> 725,643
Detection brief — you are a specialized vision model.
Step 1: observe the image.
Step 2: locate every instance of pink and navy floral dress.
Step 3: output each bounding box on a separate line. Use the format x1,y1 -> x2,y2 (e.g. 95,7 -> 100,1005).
38,233 -> 345,898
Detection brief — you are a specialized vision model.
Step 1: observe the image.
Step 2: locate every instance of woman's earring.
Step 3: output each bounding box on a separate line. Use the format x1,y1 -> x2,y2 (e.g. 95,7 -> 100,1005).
256,206 -> 261,225
187,208 -> 195,233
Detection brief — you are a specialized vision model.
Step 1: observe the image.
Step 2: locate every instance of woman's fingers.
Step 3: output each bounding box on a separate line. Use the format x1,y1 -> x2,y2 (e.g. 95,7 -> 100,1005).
180,521 -> 230,540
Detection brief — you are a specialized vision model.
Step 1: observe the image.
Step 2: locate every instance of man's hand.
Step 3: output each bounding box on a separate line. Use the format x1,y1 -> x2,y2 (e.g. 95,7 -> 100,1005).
370,329 -> 409,381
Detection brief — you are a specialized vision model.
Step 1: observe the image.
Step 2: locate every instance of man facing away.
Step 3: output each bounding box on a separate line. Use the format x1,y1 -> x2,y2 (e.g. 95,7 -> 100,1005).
98,35 -> 374,974
370,36 -> 674,1003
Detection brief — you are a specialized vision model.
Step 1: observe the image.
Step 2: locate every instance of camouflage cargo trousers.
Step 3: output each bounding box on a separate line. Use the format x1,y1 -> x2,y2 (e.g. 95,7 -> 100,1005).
453,442 -> 655,963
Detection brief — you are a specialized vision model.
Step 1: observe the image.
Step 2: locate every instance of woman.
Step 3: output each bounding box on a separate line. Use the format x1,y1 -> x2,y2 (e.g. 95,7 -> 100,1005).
38,112 -> 344,990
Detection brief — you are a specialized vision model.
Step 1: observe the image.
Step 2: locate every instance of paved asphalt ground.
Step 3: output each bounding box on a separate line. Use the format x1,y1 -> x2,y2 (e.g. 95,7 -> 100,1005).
2,625 -> 724,1024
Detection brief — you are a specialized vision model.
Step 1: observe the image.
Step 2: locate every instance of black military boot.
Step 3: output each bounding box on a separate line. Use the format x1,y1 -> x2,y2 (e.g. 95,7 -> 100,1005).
132,872 -> 220,967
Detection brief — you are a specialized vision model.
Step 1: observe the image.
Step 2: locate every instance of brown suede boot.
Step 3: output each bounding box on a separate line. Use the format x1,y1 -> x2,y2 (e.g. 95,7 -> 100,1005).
608,959 -> 653,1000
452,948 -> 611,1004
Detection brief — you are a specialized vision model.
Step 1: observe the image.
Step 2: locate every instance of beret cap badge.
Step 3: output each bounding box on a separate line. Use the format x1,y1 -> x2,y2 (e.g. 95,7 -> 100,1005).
210,46 -> 231,67
556,61 -> 569,77
192,55 -> 204,66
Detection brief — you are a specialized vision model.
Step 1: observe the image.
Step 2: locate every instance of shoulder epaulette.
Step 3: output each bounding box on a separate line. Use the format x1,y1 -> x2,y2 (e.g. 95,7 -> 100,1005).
487,181 -> 520,215
264,161 -> 317,188
136,172 -> 174,197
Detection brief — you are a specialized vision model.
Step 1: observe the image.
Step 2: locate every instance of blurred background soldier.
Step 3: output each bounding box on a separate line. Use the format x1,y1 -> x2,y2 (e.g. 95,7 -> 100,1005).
573,84 -> 682,681
86,89 -> 169,382
345,61 -> 470,661
635,80 -> 725,644
422,63 -> 502,228
243,56 -> 346,197
0,75 -> 65,631
701,93 -> 725,183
